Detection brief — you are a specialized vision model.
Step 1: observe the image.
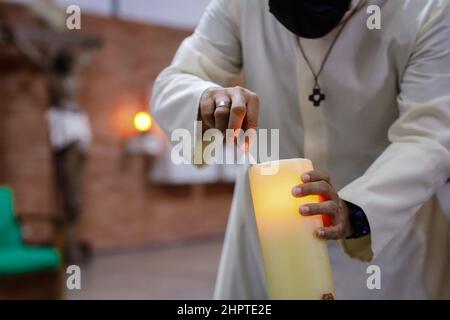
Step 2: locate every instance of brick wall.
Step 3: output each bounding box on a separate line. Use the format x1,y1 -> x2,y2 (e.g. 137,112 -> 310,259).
0,4 -> 233,250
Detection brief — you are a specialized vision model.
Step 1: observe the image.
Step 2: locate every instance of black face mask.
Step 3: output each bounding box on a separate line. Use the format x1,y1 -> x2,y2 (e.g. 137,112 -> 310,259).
269,0 -> 352,39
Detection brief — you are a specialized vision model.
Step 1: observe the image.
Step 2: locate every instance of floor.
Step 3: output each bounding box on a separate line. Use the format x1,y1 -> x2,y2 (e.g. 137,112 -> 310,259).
65,238 -> 223,300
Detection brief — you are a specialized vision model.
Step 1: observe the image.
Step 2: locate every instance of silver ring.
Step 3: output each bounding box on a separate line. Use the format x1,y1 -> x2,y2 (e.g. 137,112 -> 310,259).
216,100 -> 231,109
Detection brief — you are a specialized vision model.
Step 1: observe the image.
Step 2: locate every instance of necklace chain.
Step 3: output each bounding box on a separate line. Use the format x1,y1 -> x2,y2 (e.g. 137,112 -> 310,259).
297,2 -> 366,106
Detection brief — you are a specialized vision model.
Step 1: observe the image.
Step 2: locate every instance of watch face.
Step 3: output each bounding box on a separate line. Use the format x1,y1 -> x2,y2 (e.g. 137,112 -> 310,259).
343,201 -> 370,239
349,207 -> 370,239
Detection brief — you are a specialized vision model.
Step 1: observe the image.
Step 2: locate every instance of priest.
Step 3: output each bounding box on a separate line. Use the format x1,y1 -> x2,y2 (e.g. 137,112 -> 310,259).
152,0 -> 450,299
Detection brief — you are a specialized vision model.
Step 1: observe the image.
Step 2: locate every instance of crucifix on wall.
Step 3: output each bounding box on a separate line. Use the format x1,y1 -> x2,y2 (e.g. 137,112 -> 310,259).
0,0 -> 102,264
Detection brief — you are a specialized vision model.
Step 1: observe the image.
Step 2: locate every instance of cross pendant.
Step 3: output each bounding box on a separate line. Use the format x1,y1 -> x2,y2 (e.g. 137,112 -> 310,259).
308,87 -> 326,107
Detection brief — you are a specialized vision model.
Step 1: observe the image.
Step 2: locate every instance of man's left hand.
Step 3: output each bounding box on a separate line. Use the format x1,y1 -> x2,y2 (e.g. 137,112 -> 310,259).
292,170 -> 353,240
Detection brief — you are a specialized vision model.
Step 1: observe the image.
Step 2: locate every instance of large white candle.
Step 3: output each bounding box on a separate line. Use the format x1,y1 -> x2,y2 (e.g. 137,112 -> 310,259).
249,158 -> 335,300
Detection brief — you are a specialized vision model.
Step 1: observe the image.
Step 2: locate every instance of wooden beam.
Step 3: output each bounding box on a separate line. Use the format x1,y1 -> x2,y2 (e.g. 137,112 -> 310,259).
13,26 -> 102,49
29,0 -> 67,32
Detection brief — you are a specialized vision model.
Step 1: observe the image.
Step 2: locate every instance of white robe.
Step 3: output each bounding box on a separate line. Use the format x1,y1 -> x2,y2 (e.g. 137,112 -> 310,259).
152,0 -> 450,299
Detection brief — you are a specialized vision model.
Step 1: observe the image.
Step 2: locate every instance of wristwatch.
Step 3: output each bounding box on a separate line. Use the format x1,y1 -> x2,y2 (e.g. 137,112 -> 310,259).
345,201 -> 371,240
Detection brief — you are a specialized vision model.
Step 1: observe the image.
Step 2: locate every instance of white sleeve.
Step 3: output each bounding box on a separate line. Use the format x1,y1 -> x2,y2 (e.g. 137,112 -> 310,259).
338,1 -> 450,261
151,0 -> 242,162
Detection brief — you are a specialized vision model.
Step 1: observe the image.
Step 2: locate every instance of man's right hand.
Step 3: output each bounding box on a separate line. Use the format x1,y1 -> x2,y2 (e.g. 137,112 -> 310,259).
199,86 -> 260,133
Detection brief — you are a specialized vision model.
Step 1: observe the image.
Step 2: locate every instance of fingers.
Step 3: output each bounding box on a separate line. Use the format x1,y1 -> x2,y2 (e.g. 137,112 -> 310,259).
315,225 -> 345,240
290,170 -> 352,241
228,88 -> 247,131
244,92 -> 259,130
300,200 -> 338,216
199,91 -> 216,129
292,180 -> 335,200
301,170 -> 330,183
199,87 -> 260,132
214,95 -> 231,132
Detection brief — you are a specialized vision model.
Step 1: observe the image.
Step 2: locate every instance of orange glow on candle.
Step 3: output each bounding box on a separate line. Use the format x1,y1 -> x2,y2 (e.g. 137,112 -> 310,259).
249,158 -> 335,300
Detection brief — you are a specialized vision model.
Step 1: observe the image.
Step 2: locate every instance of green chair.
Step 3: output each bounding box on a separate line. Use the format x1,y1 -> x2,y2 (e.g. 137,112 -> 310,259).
0,186 -> 61,276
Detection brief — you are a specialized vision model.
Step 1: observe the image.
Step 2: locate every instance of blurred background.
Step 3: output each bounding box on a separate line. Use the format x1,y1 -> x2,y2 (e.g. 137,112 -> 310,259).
0,0 -> 238,299
2,0 -> 450,301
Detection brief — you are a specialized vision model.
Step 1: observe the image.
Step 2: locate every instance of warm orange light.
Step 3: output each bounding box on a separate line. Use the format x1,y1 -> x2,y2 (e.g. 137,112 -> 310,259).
133,111 -> 152,132
249,158 -> 336,300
